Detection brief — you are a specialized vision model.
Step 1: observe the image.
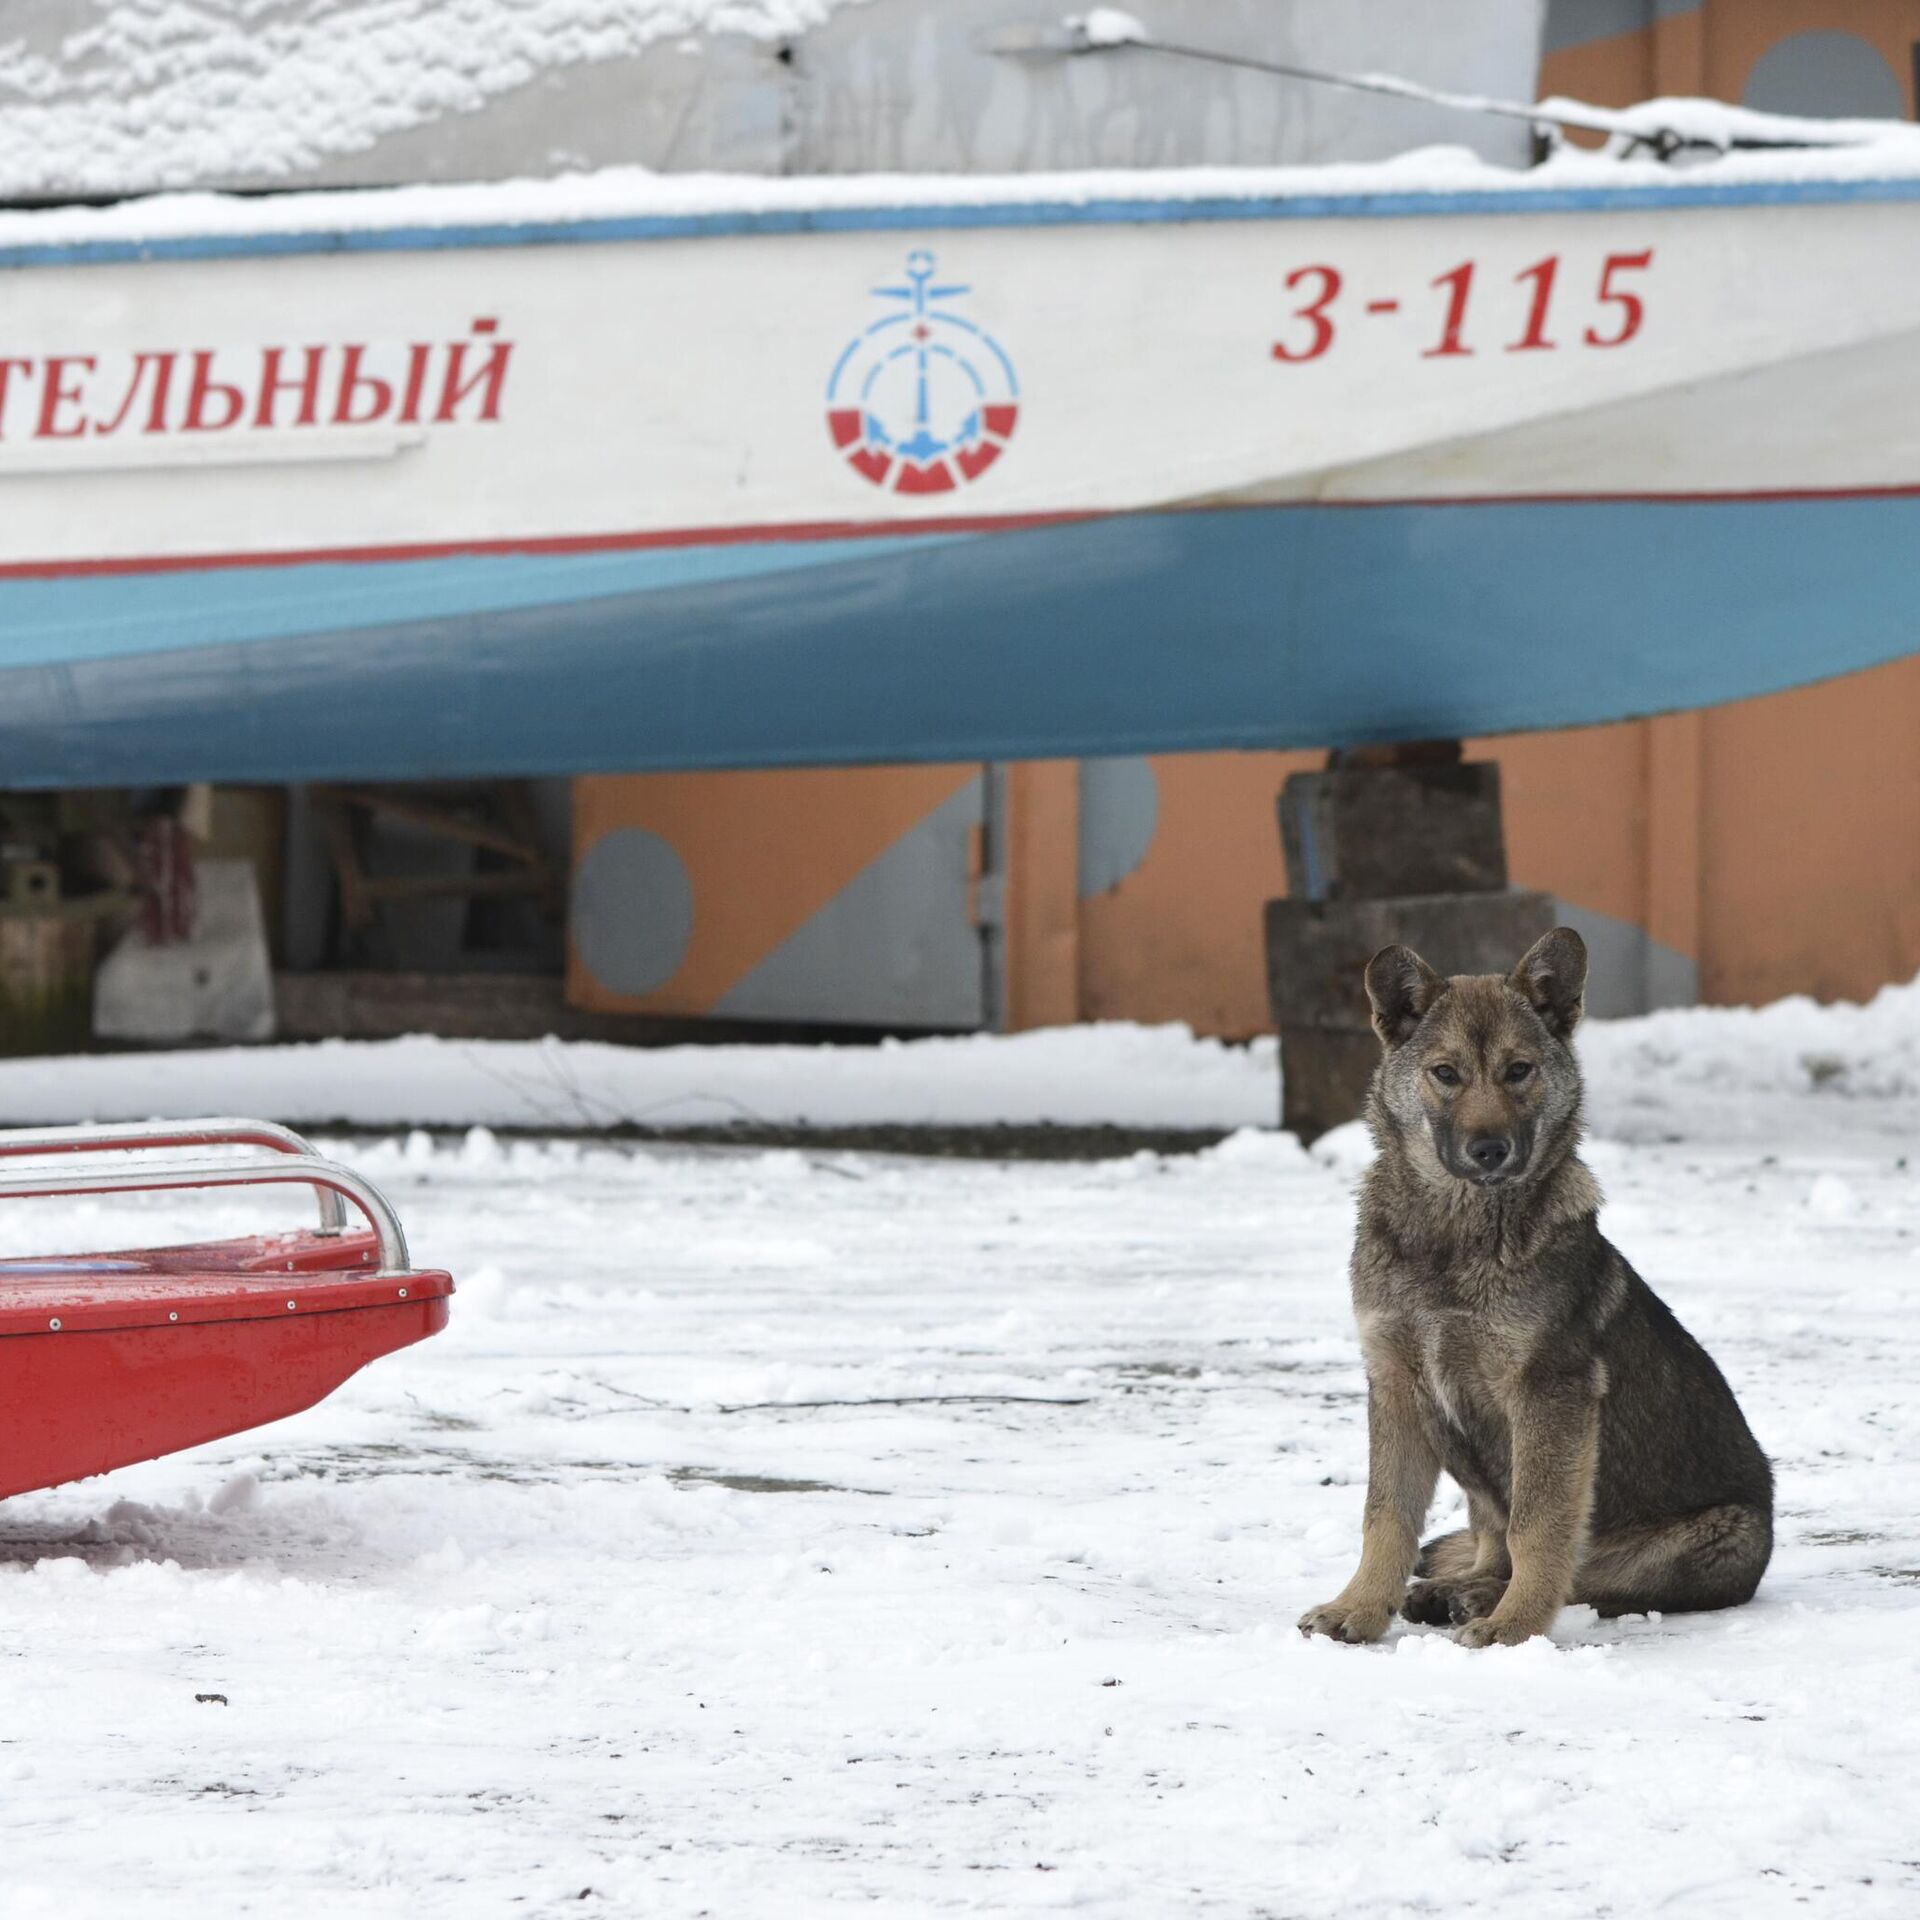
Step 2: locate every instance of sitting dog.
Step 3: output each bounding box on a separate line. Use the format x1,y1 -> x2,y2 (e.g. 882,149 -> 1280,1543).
1298,928 -> 1772,1648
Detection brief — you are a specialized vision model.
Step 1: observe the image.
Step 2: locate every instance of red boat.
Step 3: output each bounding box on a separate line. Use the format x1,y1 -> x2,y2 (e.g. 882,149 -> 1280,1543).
0,1119 -> 452,1501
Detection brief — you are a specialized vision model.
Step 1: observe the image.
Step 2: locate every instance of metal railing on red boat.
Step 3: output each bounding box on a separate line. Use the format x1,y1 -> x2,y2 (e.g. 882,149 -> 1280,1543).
0,1117 -> 351,1236
0,1120 -> 408,1270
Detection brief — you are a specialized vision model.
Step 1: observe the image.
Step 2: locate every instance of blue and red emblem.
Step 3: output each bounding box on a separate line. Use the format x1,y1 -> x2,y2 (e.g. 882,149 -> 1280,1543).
825,250 -> 1020,494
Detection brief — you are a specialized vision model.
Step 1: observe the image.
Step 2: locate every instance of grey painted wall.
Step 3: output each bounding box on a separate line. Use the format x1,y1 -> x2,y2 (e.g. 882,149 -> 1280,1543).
1078,757 -> 1160,899
710,776 -> 988,1027
6,0 -> 1544,196
1552,899 -> 1697,1018
1742,31 -> 1906,119
1543,0 -> 1698,57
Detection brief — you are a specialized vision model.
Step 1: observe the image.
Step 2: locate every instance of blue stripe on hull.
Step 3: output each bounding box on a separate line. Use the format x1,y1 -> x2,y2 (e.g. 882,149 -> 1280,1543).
0,530 -> 971,669
1,496 -> 1915,786
6,173 -> 1920,270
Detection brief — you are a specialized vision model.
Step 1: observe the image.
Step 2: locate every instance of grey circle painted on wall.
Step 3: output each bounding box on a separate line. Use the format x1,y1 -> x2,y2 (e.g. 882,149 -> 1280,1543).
1078,756 -> 1161,898
571,827 -> 695,996
1742,32 -> 1903,120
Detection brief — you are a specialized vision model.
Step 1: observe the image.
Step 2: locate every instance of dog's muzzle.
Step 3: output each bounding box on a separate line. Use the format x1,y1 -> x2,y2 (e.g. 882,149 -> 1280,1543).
1441,1128 -> 1529,1186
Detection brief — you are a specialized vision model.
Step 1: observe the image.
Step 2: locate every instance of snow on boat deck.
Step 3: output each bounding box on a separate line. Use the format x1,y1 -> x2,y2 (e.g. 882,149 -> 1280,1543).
2,996 -> 1918,1915
7,95 -> 1920,261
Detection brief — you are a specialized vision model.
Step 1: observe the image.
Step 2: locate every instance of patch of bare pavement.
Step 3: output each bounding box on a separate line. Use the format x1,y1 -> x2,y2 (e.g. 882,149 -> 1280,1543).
358,1120 -> 1244,1160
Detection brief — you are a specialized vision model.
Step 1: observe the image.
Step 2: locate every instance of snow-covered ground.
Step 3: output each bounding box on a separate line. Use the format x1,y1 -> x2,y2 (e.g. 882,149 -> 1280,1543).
3,994 -> 1920,1916
0,1022 -> 1276,1135
3,974 -> 1919,1140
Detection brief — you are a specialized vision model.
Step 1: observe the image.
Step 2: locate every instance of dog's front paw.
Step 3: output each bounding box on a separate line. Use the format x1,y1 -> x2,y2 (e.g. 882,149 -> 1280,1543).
1400,1579 -> 1456,1627
1404,1574 -> 1508,1627
1297,1598 -> 1393,1645
1452,1610 -> 1549,1650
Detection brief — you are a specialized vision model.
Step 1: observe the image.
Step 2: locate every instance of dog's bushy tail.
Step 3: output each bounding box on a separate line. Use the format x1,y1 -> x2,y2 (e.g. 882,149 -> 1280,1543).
1414,1528 -> 1476,1582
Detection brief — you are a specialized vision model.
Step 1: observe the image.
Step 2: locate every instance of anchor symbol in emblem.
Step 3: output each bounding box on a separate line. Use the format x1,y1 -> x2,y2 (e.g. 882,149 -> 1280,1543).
825,249 -> 1021,494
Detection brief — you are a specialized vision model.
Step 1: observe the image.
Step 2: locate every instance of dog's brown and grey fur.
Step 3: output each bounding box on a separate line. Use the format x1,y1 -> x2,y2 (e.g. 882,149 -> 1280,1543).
1298,928 -> 1772,1648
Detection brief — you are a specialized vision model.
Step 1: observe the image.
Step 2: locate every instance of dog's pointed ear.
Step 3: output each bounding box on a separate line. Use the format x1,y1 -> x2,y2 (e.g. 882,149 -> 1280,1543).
1510,927 -> 1588,1041
1365,944 -> 1445,1049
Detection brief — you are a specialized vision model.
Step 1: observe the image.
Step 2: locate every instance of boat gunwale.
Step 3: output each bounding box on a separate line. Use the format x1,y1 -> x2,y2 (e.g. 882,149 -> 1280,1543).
2,170 -> 1920,271
0,1267 -> 454,1337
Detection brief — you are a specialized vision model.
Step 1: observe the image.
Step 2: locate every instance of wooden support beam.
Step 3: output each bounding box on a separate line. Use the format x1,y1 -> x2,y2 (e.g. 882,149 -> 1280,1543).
309,780 -> 563,955
360,870 -> 550,903
310,784 -> 545,865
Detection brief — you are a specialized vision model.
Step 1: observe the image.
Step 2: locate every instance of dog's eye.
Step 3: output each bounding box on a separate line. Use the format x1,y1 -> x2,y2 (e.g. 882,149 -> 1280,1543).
1504,1061 -> 1534,1084
1429,1064 -> 1461,1087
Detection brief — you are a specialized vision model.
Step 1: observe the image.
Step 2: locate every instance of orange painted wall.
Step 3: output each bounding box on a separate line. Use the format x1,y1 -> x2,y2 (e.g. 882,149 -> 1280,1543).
1541,0 -> 1920,110
566,651 -> 1920,1033
571,761 -> 978,1014
1076,751 -> 1307,1034
1073,735 -> 1652,1040
1072,725 -> 1662,1037
1703,0 -> 1920,103
1072,655 -> 1920,1034
1697,655 -> 1920,1004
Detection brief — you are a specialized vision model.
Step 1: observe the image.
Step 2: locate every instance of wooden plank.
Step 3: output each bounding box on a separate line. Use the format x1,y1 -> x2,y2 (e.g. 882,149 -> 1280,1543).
311,791 -> 375,933
360,870 -> 547,903
275,970 -> 879,1047
496,779 -> 564,918
313,784 -> 541,865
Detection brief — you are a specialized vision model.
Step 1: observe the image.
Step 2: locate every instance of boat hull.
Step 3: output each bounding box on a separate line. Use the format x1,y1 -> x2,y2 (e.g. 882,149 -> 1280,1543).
0,1232 -> 452,1501
3,171 -> 1919,779
4,486 -> 1918,783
